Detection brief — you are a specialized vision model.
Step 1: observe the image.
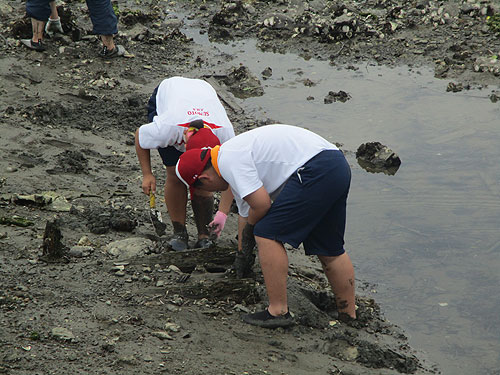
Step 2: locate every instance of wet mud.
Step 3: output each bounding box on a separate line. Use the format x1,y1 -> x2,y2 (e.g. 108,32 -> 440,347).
2,0 -> 498,373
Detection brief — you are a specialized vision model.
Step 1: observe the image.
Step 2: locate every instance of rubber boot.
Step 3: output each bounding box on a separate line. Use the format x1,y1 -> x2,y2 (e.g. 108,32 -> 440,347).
168,221 -> 188,251
191,194 -> 214,249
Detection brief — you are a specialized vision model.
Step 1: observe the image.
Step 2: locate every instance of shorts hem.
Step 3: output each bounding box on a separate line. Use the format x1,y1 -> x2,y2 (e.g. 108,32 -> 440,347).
254,231 -> 346,257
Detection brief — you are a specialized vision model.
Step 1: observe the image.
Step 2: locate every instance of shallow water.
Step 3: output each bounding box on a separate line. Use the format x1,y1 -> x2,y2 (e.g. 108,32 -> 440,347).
182,24 -> 500,375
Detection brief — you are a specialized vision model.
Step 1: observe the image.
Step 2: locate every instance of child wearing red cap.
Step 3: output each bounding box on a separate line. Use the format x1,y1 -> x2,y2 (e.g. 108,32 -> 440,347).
176,124 -> 355,328
135,77 -> 235,251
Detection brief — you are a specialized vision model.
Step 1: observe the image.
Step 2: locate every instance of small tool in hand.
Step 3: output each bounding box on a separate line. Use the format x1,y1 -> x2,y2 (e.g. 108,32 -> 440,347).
149,191 -> 166,237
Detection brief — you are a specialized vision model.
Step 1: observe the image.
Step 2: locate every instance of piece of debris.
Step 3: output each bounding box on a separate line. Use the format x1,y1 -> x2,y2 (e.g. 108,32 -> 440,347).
222,66 -> 264,99
446,82 -> 463,92
42,218 -> 68,259
261,67 -> 273,79
324,90 -> 351,103
0,215 -> 34,227
356,142 -> 401,175
51,327 -> 74,341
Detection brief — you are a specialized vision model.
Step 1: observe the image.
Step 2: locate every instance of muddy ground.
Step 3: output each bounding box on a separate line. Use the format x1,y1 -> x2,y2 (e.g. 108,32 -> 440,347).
1,0 -> 499,374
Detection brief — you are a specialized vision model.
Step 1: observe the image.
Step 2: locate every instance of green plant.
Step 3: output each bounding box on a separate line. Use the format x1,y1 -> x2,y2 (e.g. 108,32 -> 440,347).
487,14 -> 500,33
112,2 -> 120,16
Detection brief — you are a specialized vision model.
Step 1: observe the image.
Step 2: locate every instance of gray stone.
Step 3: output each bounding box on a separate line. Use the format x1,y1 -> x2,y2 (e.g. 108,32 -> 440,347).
105,237 -> 152,259
51,327 -> 74,341
152,331 -> 173,340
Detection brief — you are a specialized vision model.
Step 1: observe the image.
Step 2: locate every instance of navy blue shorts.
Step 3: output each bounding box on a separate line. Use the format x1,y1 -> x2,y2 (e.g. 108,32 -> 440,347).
254,150 -> 351,256
158,147 -> 183,167
147,84 -> 181,167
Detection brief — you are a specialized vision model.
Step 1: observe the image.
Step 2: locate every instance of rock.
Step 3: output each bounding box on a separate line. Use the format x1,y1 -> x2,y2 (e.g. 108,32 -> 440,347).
446,82 -> 464,92
0,3 -> 13,18
474,56 -> 500,76
324,90 -> 351,103
13,193 -> 52,207
262,14 -> 295,30
68,245 -> 93,257
222,66 -> 264,99
125,24 -> 149,40
356,142 -> 401,175
152,331 -> 173,340
165,322 -> 180,332
77,236 -> 92,246
233,304 -> 251,313
105,237 -> 152,259
167,264 -> 182,273
162,17 -> 183,30
261,67 -> 273,79
212,1 -> 249,26
51,327 -> 74,341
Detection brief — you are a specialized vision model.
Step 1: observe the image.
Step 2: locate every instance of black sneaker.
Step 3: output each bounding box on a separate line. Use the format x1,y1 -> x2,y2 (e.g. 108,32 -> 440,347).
193,238 -> 214,249
168,230 -> 188,252
242,309 -> 295,329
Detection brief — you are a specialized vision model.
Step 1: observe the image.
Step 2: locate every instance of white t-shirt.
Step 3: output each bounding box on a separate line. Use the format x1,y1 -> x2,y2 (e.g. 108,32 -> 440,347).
138,77 -> 235,151
217,124 -> 339,217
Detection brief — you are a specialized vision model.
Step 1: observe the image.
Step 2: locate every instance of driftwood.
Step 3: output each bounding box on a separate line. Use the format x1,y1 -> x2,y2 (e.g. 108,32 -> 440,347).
115,246 -> 237,273
42,219 -> 67,259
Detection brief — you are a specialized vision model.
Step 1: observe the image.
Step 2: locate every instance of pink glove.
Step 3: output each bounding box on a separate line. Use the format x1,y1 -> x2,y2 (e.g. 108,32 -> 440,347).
183,128 -> 197,144
208,211 -> 227,239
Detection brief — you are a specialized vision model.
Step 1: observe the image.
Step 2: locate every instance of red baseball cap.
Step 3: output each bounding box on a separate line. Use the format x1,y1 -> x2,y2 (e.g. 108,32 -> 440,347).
185,127 -> 220,151
176,148 -> 211,187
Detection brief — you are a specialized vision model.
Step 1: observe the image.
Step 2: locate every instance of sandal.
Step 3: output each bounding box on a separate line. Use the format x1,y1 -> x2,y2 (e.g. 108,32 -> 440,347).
21,39 -> 46,52
99,44 -> 126,59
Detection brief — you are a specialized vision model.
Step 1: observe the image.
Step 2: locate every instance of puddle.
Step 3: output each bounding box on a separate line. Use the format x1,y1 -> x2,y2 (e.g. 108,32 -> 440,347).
182,20 -> 500,375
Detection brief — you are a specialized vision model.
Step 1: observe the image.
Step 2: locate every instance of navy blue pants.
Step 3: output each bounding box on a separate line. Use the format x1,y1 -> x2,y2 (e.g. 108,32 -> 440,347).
26,0 -> 118,35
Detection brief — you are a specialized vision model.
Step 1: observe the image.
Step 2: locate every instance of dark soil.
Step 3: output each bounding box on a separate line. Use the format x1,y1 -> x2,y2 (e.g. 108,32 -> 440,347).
3,0 -> 499,373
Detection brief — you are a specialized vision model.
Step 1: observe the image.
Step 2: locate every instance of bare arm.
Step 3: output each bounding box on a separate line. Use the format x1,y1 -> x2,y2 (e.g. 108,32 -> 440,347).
243,186 -> 272,225
217,187 -> 234,215
135,128 -> 156,194
236,186 -> 272,249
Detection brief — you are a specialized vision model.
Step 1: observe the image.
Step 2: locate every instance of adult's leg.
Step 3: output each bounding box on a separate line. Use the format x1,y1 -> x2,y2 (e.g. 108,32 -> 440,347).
30,18 -> 45,43
26,0 -> 51,44
100,34 -> 115,51
85,0 -> 118,49
318,253 -> 356,318
255,236 -> 289,316
48,1 -> 58,20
